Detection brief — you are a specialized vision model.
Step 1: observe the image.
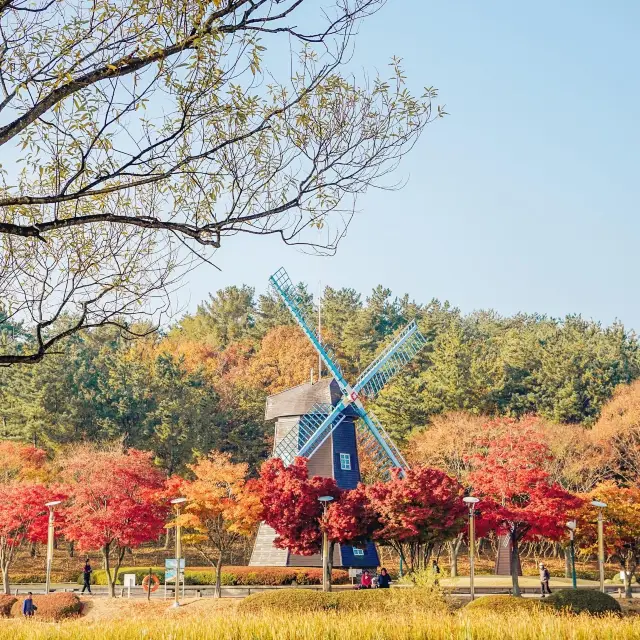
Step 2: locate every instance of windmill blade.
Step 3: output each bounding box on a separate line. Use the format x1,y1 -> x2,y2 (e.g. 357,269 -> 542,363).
270,268 -> 348,388
355,406 -> 409,474
354,320 -> 427,399
274,402 -> 347,466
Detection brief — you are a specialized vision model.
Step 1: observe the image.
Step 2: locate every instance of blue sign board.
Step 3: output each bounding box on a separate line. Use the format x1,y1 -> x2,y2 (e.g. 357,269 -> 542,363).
165,558 -> 185,582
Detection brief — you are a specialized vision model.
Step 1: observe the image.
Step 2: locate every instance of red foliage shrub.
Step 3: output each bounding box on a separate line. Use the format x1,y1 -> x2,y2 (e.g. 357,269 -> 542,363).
11,592 -> 82,621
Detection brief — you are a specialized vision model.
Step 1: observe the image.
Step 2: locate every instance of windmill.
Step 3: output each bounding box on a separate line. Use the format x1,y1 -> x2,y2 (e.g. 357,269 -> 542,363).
249,267 -> 427,569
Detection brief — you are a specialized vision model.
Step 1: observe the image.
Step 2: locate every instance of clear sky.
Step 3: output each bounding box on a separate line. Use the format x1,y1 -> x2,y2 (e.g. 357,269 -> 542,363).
180,1 -> 640,329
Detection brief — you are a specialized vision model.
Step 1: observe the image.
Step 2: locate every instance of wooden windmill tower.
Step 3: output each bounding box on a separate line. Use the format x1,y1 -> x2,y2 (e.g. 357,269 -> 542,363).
250,268 -> 427,569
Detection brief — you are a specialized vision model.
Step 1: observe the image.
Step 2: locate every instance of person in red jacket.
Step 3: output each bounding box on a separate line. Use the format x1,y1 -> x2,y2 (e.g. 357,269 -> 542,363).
360,570 -> 372,589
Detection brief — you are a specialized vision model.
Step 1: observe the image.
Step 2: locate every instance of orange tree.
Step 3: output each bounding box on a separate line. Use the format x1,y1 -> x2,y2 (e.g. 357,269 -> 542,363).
581,482 -> 640,599
180,452 -> 261,598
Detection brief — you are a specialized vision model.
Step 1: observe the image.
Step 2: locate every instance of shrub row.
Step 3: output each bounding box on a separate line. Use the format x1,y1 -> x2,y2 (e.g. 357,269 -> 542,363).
465,591 -> 621,616
0,595 -> 16,617
86,566 -> 350,586
9,571 -> 80,584
239,587 -> 449,614
10,593 -> 82,621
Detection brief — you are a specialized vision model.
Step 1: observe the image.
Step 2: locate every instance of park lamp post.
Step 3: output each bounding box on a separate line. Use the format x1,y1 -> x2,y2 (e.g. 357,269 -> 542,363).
318,496 -> 334,593
591,500 -> 607,593
566,520 -> 577,589
44,500 -> 62,595
463,497 -> 480,601
171,497 -> 187,607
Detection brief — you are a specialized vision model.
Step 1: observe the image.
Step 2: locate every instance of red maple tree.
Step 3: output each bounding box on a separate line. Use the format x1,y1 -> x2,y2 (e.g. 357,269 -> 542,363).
365,467 -> 467,572
61,446 -> 168,597
468,417 -> 583,596
0,483 -> 64,593
259,457 -> 341,556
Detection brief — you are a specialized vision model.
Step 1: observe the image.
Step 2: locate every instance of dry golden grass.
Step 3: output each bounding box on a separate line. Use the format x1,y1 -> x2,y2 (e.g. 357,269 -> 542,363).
0,595 -> 639,639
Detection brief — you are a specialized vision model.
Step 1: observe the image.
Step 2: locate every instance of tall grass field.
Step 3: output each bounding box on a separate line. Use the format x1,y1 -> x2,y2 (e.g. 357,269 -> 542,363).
0,591 -> 638,640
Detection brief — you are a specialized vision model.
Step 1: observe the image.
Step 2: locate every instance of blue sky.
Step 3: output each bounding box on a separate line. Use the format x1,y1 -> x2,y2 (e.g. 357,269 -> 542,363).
180,1 -> 640,329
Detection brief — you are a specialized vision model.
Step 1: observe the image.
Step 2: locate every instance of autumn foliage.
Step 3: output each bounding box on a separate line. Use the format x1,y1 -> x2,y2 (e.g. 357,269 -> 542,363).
61,446 -> 168,597
468,417 -> 583,595
180,452 -> 262,597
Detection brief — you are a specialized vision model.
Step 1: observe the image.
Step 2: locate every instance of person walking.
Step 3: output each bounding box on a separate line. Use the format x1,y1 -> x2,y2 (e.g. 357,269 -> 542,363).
378,568 -> 392,589
82,558 -> 93,594
360,570 -> 372,589
539,562 -> 552,597
22,592 -> 36,618
432,560 -> 441,586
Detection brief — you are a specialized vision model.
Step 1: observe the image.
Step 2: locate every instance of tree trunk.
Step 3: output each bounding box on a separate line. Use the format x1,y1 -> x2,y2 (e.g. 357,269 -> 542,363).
510,534 -> 521,597
103,544 -> 115,598
1,564 -> 9,595
624,552 -> 634,600
68,541 -> 75,558
163,528 -> 171,551
214,555 -> 223,599
326,541 -> 335,591
449,535 -> 463,578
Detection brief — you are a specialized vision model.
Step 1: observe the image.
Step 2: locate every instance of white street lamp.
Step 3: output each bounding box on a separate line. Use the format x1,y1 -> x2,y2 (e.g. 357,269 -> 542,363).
591,501 -> 607,593
170,498 -> 187,607
318,496 -> 334,593
44,500 -> 62,595
463,497 -> 480,601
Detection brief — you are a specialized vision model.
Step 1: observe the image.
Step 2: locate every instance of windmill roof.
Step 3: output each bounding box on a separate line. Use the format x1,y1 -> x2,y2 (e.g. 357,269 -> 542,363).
265,378 -> 349,420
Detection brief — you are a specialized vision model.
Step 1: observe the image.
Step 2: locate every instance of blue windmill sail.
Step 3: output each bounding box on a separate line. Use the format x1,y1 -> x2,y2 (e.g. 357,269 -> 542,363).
354,320 -> 427,399
274,403 -> 346,466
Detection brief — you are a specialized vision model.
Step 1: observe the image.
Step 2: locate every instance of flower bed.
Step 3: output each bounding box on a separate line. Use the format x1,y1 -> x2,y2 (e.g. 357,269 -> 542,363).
86,566 -> 350,586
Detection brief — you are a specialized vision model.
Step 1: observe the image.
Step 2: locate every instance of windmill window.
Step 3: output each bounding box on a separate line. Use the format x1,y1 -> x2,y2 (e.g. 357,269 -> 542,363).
352,547 -> 364,556
339,453 -> 351,471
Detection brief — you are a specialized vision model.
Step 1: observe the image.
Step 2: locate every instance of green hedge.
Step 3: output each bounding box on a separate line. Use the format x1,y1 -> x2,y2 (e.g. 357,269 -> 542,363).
239,588 -> 449,614
10,571 -> 82,584
543,589 -> 622,615
85,566 -> 350,586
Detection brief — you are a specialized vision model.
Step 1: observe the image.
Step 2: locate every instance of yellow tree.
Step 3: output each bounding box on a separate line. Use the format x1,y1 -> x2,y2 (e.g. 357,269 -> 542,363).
582,483 -> 640,599
181,452 -> 261,598
245,326 -> 317,394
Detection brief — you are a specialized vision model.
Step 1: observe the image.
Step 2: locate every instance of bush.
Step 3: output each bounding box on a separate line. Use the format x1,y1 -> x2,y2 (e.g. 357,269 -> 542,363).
11,593 -> 82,621
87,566 -> 349,586
0,595 -> 16,617
239,587 -> 449,615
465,595 -> 541,614
543,589 -> 622,615
10,571 -> 79,584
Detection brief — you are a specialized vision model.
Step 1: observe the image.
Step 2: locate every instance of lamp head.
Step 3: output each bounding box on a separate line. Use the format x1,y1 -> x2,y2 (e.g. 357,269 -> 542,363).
463,497 -> 480,504
170,497 -> 187,505
566,520 -> 577,530
318,496 -> 334,503
591,500 -> 607,509
45,500 -> 62,508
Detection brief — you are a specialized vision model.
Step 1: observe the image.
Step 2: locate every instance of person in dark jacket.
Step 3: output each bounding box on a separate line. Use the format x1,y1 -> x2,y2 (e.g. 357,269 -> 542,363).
378,568 -> 392,589
82,558 -> 93,594
22,592 -> 36,617
539,563 -> 551,596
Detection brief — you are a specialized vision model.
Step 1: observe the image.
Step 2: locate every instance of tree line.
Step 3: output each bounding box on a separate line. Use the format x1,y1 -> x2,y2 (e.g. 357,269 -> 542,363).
2,283 -> 639,475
